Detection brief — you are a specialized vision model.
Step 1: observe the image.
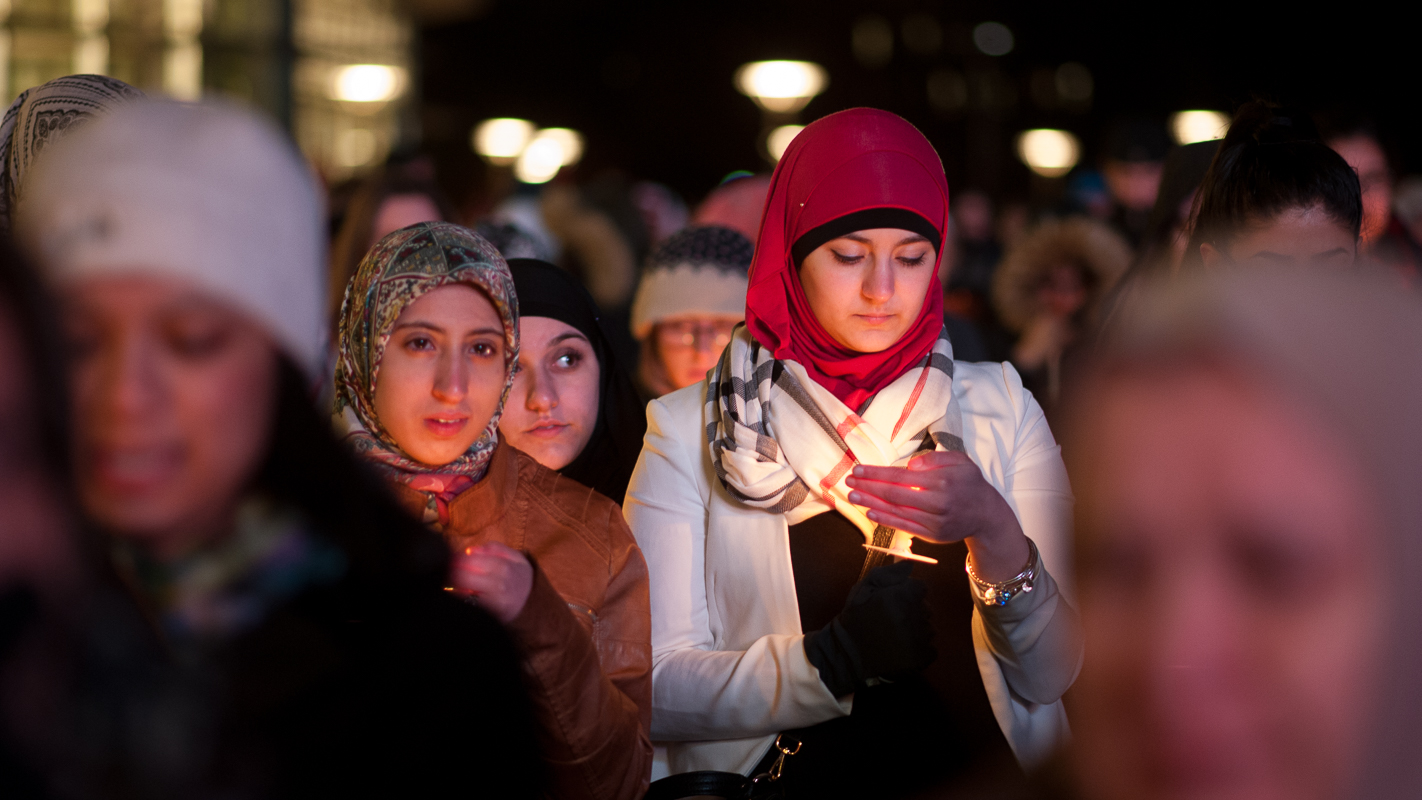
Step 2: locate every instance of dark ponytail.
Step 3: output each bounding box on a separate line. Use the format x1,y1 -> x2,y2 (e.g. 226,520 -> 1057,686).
1184,100 -> 1362,265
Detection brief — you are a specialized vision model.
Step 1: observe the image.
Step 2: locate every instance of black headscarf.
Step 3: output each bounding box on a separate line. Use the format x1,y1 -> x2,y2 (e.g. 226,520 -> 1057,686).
506,259 -> 647,503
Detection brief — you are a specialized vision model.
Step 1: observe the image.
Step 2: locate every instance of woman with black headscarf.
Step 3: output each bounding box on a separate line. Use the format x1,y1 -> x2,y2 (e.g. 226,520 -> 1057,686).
501,258 -> 647,503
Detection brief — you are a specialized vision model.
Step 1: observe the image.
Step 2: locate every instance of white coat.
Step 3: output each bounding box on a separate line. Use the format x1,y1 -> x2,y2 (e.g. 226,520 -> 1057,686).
624,360 -> 1083,777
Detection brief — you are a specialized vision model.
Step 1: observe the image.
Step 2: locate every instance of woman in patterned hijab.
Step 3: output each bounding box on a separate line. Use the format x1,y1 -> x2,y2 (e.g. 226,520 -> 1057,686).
0,74 -> 142,231
334,221 -> 519,527
334,221 -> 656,800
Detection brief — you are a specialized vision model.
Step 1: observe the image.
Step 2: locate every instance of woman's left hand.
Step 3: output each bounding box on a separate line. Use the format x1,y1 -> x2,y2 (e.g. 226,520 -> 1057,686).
846,451 -> 1031,582
450,542 -> 534,624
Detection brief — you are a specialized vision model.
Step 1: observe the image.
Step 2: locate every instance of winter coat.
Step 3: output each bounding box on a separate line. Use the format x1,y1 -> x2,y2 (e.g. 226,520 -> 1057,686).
624,362 -> 1084,777
390,438 -> 653,800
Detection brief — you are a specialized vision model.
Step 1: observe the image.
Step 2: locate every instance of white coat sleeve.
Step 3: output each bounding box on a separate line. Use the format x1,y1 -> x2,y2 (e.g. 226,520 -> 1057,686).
973,363 -> 1084,714
624,394 -> 849,742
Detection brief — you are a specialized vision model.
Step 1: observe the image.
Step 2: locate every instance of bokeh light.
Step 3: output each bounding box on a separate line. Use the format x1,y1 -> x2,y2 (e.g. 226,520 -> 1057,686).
734,60 -> 829,113
1016,128 -> 1081,177
514,134 -> 567,183
330,64 -> 405,103
1170,110 -> 1230,145
536,128 -> 585,166
767,125 -> 804,161
472,118 -> 537,164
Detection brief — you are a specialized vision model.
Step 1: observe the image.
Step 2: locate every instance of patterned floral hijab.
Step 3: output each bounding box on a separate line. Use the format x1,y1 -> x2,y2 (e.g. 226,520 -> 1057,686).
334,222 -> 519,524
0,74 -> 143,231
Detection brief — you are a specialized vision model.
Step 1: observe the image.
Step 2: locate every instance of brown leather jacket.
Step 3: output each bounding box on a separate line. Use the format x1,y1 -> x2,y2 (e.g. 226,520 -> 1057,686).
391,440 -> 653,800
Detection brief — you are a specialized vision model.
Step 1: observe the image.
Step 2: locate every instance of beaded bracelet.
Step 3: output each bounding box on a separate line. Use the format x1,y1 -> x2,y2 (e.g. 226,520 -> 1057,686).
965,538 -> 1039,607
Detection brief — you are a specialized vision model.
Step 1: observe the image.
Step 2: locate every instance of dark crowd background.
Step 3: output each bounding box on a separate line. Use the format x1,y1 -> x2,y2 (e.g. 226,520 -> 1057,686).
415,0 -> 1422,214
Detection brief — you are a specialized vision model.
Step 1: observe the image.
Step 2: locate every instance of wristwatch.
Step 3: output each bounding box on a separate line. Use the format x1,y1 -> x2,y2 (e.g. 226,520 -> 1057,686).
965,537 -> 1038,607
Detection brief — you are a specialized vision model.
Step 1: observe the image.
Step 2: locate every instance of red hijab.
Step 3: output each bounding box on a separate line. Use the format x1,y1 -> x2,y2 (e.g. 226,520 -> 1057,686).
745,108 -> 949,411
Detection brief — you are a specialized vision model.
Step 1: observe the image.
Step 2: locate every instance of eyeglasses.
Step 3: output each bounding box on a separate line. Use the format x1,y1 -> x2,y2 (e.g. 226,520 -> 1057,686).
656,319 -> 737,351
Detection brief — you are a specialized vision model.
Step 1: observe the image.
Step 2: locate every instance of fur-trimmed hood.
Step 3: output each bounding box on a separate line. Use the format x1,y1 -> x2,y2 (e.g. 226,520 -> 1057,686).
992,216 -> 1132,332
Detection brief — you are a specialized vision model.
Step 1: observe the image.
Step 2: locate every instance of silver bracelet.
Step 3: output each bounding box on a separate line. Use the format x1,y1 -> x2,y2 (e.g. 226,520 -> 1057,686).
965,538 -> 1038,607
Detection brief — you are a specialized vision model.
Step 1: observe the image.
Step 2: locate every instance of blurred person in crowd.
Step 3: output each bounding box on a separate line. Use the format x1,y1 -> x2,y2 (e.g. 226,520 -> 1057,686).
626,109 -> 1080,798
994,217 -> 1131,409
1092,141 -> 1220,346
632,181 -> 689,245
1321,120 -> 1391,245
1137,141 -> 1221,274
1321,120 -> 1422,282
475,219 -> 556,261
1184,101 -> 1361,271
334,222 -> 652,800
0,74 -> 142,233
692,172 -> 771,245
542,183 -> 640,312
1065,171 -> 1114,223
501,258 -> 646,503
1061,264 -> 1422,800
1101,119 -> 1170,249
629,225 -> 752,397
17,99 -> 541,796
944,190 -> 1001,319
1383,176 -> 1422,280
327,166 -> 456,322
0,235 -> 94,796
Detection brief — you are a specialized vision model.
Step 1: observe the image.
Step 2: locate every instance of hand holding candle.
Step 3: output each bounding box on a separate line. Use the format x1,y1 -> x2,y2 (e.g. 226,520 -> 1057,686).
846,451 -> 1032,583
449,541 -> 534,624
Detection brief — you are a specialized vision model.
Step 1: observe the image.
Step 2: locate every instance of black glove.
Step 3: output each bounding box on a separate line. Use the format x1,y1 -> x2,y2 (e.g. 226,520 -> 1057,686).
802,560 -> 936,697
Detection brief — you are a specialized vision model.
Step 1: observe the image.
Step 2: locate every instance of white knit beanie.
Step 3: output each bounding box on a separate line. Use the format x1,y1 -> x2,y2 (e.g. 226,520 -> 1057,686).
629,225 -> 753,340
16,98 -> 326,377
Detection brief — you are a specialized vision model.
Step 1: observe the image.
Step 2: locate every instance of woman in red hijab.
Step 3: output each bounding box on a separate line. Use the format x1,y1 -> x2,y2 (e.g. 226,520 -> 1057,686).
625,109 -> 1081,797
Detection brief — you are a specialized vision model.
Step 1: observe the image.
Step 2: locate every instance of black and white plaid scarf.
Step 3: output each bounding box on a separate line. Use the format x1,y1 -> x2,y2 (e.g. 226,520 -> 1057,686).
707,324 -> 964,554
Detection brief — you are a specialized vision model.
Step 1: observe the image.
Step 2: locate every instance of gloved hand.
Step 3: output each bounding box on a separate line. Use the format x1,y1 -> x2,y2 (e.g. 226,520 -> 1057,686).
802,560 -> 936,697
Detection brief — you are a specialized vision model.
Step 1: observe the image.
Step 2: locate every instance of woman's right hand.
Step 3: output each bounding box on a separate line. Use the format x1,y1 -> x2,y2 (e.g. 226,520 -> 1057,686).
802,561 -> 936,696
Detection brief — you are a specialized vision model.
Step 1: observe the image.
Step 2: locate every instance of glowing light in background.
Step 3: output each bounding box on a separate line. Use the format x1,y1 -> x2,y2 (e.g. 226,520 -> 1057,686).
330,64 -> 405,103
472,118 -> 536,164
973,22 -> 1014,56
514,135 -> 566,184
766,124 -> 804,161
334,128 -> 378,168
1170,110 -> 1230,145
734,60 -> 828,113
1016,129 -> 1081,177
535,128 -> 584,166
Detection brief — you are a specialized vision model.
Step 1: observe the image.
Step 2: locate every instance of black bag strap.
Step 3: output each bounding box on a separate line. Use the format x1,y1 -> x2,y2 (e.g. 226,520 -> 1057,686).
643,770 -> 749,800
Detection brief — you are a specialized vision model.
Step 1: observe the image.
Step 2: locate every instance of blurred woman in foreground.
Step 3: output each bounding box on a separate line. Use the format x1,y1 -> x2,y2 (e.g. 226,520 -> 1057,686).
17,99 -> 540,796
1062,265 -> 1422,800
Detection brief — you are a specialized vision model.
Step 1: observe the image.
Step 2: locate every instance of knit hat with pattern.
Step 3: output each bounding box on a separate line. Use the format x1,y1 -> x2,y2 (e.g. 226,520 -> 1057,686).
629,225 -> 752,339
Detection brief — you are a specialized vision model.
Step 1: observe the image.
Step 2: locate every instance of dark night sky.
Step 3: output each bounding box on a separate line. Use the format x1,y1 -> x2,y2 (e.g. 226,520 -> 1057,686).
419,0 -> 1419,209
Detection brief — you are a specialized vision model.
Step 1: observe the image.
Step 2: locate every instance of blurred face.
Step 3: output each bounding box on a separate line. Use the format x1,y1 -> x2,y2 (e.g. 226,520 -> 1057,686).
1104,160 -> 1165,211
499,316 -> 600,471
798,228 -> 937,353
1071,364 -> 1384,800
65,276 -> 278,559
0,310 -> 77,589
373,284 -> 507,467
1038,263 -> 1088,318
654,315 -> 737,391
1328,134 -> 1391,244
1201,205 -> 1357,269
371,193 -> 443,245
